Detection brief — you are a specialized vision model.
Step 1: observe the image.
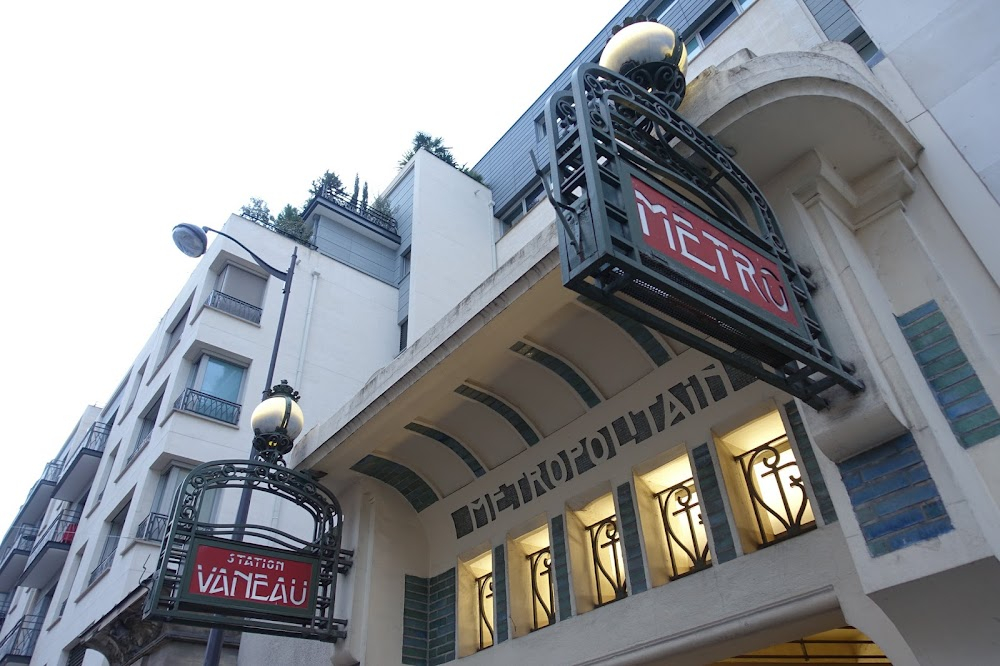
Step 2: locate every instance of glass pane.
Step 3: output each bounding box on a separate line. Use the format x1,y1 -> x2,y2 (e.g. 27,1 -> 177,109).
685,36 -> 703,60
201,357 -> 244,402
700,2 -> 738,45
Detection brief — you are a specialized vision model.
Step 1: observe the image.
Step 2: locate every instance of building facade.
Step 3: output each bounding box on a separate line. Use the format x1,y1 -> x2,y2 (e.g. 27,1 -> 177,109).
1,0 -> 998,664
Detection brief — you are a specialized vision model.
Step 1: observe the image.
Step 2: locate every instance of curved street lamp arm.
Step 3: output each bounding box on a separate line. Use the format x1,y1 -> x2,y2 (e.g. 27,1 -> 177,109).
202,226 -> 289,282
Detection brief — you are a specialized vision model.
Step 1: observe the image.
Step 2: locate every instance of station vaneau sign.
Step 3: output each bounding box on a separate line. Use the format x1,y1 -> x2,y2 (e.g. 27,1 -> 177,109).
540,22 -> 863,410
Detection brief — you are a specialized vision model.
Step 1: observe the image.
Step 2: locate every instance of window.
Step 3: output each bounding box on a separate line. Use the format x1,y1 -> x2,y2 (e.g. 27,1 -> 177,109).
400,248 -> 411,281
130,395 -> 163,460
534,113 -> 547,141
498,179 -> 547,237
161,304 -> 190,361
207,264 -> 267,324
458,550 -> 494,656
508,524 -> 554,637
89,503 -> 129,585
94,445 -> 118,503
399,319 -> 408,353
138,465 -> 213,542
566,492 -> 626,613
56,548 -> 84,619
683,0 -> 756,62
124,360 -> 147,414
174,356 -> 245,425
716,409 -> 815,550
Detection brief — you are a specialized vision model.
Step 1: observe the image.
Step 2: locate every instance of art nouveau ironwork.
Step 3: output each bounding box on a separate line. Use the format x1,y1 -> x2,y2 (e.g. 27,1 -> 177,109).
527,546 -> 555,631
734,435 -> 815,546
586,515 -> 627,607
542,20 -> 863,409
654,478 -> 711,579
143,459 -> 349,641
476,572 -> 494,650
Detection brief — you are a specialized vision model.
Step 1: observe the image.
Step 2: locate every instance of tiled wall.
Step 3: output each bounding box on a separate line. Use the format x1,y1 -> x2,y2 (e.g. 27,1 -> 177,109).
402,569 -> 458,666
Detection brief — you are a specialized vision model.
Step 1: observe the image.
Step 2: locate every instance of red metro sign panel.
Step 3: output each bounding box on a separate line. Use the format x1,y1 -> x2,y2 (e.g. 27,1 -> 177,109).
631,176 -> 799,330
182,538 -> 317,619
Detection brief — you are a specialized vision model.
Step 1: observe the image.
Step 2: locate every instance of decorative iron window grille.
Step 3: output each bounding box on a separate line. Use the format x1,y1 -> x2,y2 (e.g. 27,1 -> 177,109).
586,515 -> 627,607
0,614 -> 43,661
476,572 -> 494,651
526,546 -> 555,631
654,478 -> 711,579
136,512 -> 170,543
88,550 -> 115,585
173,388 -> 241,425
734,436 -> 815,546
206,290 -> 263,324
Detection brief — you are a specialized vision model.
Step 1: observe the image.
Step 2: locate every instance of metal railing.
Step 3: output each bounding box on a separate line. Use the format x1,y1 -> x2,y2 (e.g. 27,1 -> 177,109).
27,509 -> 80,565
0,614 -> 43,661
88,549 -> 116,586
0,525 -> 38,568
127,430 -> 153,464
135,512 -> 169,543
0,594 -> 11,618
205,290 -> 262,324
734,436 -> 816,547
527,546 -> 554,631
316,186 -> 398,235
654,478 -> 711,580
586,515 -> 627,607
22,462 -> 62,504
476,572 -> 494,651
173,389 -> 241,425
59,422 -> 111,479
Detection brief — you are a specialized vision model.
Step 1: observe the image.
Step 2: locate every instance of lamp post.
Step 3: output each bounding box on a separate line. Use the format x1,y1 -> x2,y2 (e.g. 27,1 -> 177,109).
171,223 -> 303,666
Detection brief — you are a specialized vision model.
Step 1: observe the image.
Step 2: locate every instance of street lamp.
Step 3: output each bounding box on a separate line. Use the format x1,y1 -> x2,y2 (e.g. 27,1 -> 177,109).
171,223 -> 303,665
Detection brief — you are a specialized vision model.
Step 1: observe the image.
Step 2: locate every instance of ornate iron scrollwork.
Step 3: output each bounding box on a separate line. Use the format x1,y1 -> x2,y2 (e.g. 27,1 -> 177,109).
654,478 -> 711,579
526,546 -> 555,631
586,515 -> 627,607
734,436 -> 815,546
476,572 -> 494,650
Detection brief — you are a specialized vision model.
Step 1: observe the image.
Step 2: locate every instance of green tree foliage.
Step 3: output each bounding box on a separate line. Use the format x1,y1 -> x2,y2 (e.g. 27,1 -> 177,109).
399,132 -> 457,168
273,204 -> 309,241
239,198 -> 271,224
308,170 -> 344,201
361,182 -> 369,211
350,174 -> 360,208
369,194 -> 395,219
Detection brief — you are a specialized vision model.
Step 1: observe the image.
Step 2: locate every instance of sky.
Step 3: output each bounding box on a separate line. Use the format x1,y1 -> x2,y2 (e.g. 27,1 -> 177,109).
0,2 -> 627,535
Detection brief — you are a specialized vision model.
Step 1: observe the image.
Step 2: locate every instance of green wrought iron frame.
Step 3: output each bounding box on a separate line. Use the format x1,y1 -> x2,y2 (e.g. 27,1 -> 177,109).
143,459 -> 349,641
541,62 -> 864,409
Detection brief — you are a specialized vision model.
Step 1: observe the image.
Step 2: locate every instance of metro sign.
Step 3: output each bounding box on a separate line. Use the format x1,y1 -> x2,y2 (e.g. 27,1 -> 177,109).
631,176 -> 800,332
181,538 -> 318,619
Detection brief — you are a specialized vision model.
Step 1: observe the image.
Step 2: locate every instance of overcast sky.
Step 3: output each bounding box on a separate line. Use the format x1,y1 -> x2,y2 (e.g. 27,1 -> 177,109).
0,2 -> 625,535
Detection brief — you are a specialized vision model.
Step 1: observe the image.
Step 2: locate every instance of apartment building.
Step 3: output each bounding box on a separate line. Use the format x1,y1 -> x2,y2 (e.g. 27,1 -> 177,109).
1,0 -> 997,664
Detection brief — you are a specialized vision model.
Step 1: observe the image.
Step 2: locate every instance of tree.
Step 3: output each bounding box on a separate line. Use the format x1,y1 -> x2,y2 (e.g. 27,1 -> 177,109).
360,182 -> 369,211
370,194 -> 394,219
350,174 -> 360,209
308,170 -> 344,202
239,198 -> 271,224
399,132 -> 457,169
273,204 -> 309,241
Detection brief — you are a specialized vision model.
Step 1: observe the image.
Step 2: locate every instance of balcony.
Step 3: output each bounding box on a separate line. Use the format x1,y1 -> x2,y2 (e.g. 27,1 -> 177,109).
135,512 -> 169,543
8,463 -> 60,531
0,526 -> 37,593
205,290 -> 262,324
53,422 -> 111,501
314,185 -> 398,237
18,509 -> 80,589
0,594 -> 11,625
174,388 -> 241,426
0,614 -> 43,664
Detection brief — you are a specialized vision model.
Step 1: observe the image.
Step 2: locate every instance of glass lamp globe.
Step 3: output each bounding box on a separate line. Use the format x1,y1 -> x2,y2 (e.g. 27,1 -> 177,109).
172,223 -> 209,258
599,21 -> 688,79
251,383 -> 304,456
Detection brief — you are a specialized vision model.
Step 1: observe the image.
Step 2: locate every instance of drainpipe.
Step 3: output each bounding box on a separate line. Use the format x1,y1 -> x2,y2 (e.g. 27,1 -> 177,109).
294,270 -> 321,388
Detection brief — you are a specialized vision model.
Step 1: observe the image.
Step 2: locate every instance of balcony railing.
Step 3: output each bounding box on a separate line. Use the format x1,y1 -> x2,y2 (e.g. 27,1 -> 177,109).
67,422 -> 111,463
88,548 -> 116,586
205,290 -> 262,324
135,512 -> 169,543
317,185 -> 398,235
586,515 -> 627,608
0,594 -> 11,619
734,436 -> 816,547
27,509 -> 80,565
654,478 -> 711,580
22,462 -> 61,503
0,614 -> 43,662
0,526 -> 38,568
174,389 -> 241,425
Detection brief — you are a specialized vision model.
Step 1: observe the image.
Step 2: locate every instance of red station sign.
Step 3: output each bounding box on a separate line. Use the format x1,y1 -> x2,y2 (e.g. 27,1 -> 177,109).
632,176 -> 799,329
185,541 -> 317,616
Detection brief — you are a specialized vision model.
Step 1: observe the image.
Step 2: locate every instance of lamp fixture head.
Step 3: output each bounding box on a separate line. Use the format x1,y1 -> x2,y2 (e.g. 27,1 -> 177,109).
251,380 -> 304,458
172,223 -> 210,258
600,18 -> 688,109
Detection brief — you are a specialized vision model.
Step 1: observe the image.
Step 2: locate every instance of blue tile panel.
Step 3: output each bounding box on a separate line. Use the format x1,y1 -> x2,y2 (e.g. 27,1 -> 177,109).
577,296 -> 671,367
615,483 -> 647,594
837,432 -> 953,558
691,444 -> 737,563
510,341 -> 601,408
549,515 -> 573,622
784,401 -> 838,524
404,422 -> 486,478
402,575 -> 430,665
454,384 -> 540,446
402,569 -> 457,665
493,545 -> 509,643
350,455 -> 439,512
897,300 -> 1000,448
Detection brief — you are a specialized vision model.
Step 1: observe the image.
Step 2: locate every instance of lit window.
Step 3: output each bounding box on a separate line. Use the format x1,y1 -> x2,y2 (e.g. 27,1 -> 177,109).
508,524 -> 554,636
717,409 -> 815,548
567,493 -> 627,612
458,550 -> 494,656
